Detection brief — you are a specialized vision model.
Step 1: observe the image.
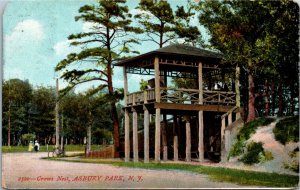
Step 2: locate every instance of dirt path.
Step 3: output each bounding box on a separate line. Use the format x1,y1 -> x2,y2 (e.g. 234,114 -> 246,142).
3,152 -> 259,189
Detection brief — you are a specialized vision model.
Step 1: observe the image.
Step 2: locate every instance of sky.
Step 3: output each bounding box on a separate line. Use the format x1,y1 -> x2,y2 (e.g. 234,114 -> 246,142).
3,0 -> 192,93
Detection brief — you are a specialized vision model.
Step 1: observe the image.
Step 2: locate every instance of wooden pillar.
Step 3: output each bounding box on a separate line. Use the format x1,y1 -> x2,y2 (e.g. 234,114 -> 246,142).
154,56 -> 161,162
185,116 -> 191,162
162,116 -> 168,161
123,66 -> 128,106
144,106 -> 150,163
132,109 -> 138,162
155,108 -> 161,162
221,117 -> 226,144
235,65 -> 241,119
198,62 -> 204,162
173,115 -> 178,161
228,113 -> 232,125
124,108 -> 130,162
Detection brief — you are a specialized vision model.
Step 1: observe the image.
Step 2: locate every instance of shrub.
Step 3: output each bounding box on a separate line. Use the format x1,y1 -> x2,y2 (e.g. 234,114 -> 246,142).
284,160 -> 299,173
229,137 -> 246,158
273,116 -> 299,144
264,151 -> 274,161
21,133 -> 36,143
240,141 -> 264,165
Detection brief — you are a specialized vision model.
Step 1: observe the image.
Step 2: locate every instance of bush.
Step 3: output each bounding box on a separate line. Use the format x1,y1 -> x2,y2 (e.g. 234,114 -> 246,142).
21,133 -> 36,143
240,141 -> 264,165
229,137 -> 246,158
264,151 -> 274,161
273,116 -> 299,144
284,160 -> 299,173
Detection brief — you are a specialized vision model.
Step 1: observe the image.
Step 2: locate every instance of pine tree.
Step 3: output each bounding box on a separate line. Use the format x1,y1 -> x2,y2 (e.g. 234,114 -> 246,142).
55,0 -> 142,157
134,0 -> 200,48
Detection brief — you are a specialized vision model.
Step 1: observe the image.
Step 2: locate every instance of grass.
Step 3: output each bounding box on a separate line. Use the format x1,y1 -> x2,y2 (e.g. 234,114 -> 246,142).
47,157 -> 299,187
2,144 -> 105,153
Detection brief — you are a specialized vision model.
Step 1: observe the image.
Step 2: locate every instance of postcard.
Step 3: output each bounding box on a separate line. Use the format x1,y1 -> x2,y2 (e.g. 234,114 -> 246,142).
2,0 -> 299,189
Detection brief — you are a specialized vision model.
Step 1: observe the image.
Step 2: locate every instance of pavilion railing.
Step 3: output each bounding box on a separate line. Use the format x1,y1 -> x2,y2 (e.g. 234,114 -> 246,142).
126,88 -> 236,106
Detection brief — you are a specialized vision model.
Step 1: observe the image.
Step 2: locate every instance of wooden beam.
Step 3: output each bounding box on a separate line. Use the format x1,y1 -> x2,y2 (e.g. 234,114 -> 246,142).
173,115 -> 178,161
144,107 -> 150,163
124,108 -> 130,162
154,56 -> 160,103
199,62 -> 203,104
155,108 -> 161,162
162,118 -> 168,161
155,102 -> 236,112
198,111 -> 204,162
198,62 -> 204,162
185,116 -> 191,162
133,110 -> 138,162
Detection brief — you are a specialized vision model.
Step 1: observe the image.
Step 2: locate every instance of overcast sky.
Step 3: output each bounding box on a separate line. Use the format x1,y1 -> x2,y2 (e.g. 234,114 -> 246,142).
3,0 -> 198,93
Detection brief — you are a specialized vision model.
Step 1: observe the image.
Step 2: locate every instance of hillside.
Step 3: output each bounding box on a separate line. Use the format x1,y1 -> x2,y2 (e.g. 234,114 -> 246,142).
218,117 -> 299,175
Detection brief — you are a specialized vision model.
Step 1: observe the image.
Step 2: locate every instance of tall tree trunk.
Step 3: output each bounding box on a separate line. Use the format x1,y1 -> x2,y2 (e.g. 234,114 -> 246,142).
106,26 -> 120,158
278,82 -> 284,116
264,80 -> 269,116
55,79 -> 60,149
107,63 -> 120,158
290,81 -> 295,116
87,111 -> 92,153
247,73 -> 256,122
8,100 -> 11,146
271,80 -> 275,116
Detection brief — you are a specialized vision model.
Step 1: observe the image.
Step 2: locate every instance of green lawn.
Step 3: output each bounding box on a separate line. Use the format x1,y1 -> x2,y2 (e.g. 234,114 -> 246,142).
2,144 -> 104,153
48,157 -> 299,188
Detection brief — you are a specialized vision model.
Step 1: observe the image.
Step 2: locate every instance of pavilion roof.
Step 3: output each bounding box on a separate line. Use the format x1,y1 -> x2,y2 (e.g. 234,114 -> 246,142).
115,44 -> 223,66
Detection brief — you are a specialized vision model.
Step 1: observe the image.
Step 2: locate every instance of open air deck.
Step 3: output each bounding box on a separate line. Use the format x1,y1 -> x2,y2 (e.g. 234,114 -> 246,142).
115,44 -> 241,163
127,88 -> 236,106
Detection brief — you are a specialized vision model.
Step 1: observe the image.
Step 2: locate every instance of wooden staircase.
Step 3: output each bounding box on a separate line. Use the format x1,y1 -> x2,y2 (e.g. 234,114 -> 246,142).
220,106 -> 244,162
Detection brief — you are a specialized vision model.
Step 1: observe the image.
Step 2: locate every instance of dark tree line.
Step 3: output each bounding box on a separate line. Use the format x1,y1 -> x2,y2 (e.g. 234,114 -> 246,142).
2,79 -> 122,146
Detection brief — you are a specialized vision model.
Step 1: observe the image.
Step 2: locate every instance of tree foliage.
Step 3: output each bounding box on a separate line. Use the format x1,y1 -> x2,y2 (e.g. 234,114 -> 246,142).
197,0 -> 299,121
135,0 -> 200,47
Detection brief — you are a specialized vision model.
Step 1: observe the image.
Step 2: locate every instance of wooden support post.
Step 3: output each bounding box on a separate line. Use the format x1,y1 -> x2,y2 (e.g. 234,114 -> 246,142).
144,106 -> 150,163
221,117 -> 226,145
123,66 -> 128,106
228,113 -> 232,126
173,115 -> 178,161
185,116 -> 191,162
198,62 -> 204,162
154,56 -> 161,162
124,108 -> 130,162
133,109 -> 138,162
162,115 -> 168,161
155,108 -> 161,162
162,69 -> 168,161
154,56 -> 160,103
235,65 -> 241,119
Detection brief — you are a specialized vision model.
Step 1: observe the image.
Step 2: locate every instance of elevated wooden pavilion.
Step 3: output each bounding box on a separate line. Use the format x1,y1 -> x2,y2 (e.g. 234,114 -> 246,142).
115,44 -> 241,163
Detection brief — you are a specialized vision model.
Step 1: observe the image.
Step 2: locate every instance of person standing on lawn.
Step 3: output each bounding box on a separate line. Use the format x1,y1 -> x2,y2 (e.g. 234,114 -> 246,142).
34,140 -> 40,152
28,141 -> 34,152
